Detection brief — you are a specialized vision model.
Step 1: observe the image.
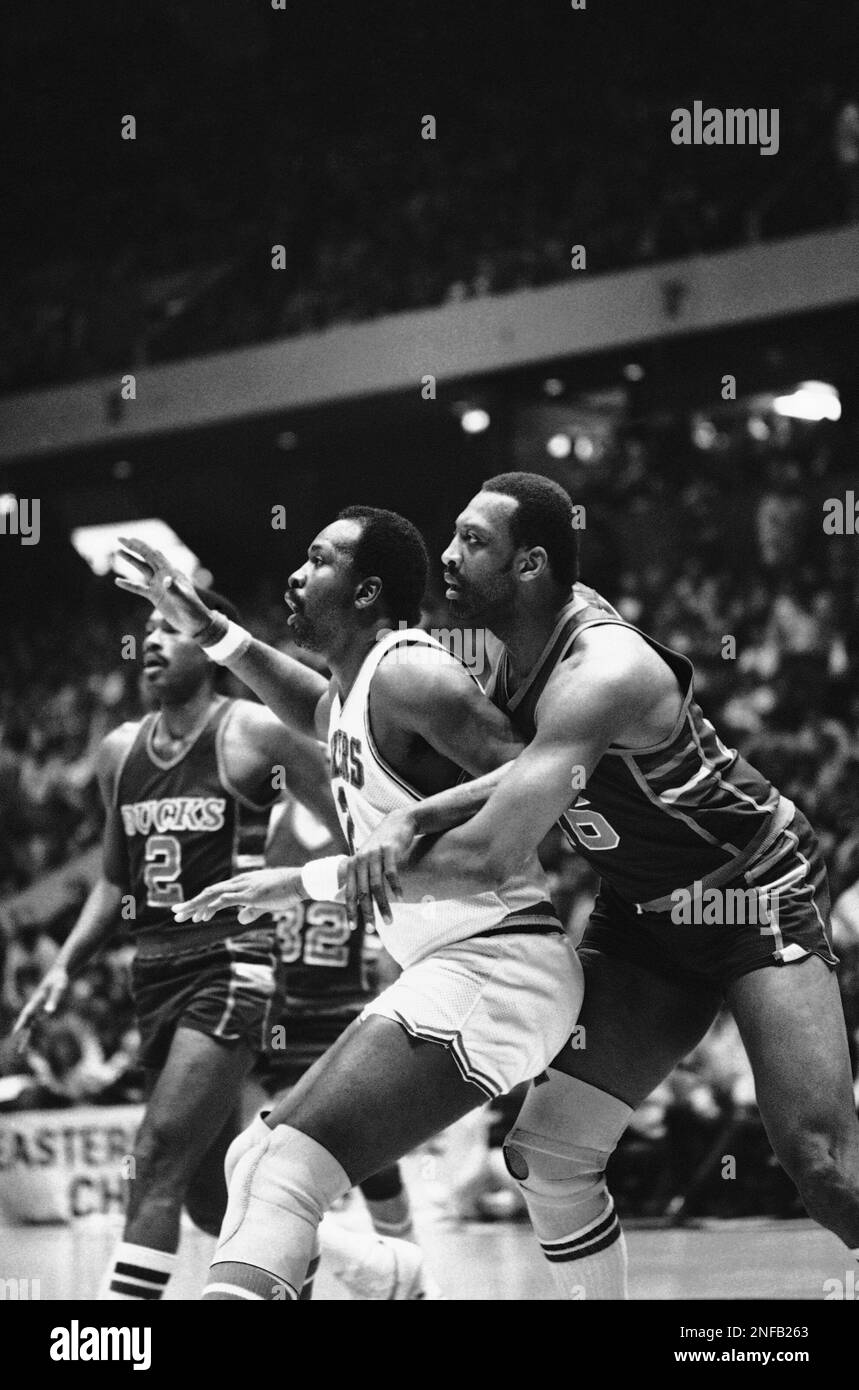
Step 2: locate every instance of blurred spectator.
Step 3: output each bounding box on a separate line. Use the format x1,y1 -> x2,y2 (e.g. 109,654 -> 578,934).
833,98 -> 859,221
2,921 -> 59,1016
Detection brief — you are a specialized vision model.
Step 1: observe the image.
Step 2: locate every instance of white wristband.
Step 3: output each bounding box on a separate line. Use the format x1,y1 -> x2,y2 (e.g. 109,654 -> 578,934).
300,855 -> 348,902
203,618 -> 252,664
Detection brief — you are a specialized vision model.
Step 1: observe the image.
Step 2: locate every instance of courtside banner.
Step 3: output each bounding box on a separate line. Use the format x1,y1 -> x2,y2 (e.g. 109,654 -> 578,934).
0,1105 -> 142,1224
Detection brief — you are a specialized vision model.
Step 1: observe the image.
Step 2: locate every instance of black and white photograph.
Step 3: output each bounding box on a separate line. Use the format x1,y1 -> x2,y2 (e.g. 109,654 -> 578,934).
1,0 -> 858,1347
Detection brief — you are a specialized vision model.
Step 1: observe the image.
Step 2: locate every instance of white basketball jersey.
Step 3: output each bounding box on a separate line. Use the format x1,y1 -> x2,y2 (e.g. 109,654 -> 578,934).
328,628 -> 557,968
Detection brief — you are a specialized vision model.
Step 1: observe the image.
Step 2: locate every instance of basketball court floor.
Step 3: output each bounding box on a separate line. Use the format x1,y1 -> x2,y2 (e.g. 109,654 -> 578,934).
0,1153 -> 843,1301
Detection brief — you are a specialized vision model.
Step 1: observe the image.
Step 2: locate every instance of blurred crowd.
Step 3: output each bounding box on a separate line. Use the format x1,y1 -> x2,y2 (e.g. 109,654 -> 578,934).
2,77 -> 857,396
2,423 -> 859,1222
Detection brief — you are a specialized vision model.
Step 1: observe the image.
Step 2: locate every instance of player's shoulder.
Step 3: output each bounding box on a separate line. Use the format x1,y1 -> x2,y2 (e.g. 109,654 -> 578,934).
574,619 -> 658,678
223,698 -> 297,759
98,720 -> 141,770
227,696 -> 277,734
539,625 -> 660,726
95,720 -> 141,799
373,637 -> 466,707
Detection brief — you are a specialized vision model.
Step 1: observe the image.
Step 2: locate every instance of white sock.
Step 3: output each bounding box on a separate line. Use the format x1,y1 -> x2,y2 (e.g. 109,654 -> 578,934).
537,1196 -> 629,1300
98,1241 -> 177,1300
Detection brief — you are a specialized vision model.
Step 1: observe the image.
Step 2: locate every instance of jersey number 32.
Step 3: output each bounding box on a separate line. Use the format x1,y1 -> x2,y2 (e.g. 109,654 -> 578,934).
275,902 -> 351,969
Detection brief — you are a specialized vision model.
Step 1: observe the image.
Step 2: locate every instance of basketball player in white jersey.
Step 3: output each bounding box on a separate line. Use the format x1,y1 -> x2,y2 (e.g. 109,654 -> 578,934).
115,510 -> 583,1302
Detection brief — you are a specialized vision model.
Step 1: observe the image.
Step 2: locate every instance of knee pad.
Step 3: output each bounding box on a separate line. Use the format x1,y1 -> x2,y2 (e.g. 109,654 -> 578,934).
503,1073 -> 632,1235
215,1123 -> 351,1295
224,1112 -> 271,1190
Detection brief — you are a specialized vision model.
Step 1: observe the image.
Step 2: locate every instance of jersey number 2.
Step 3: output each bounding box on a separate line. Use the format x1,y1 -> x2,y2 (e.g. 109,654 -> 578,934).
144,835 -> 183,907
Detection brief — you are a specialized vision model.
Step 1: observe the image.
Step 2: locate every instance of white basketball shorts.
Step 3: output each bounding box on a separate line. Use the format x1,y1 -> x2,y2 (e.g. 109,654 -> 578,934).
360,929 -> 583,1098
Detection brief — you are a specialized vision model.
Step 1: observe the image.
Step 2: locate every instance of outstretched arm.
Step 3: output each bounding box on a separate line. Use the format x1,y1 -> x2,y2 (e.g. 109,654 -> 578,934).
358,659 -> 640,913
173,648 -> 526,926
116,538 -> 326,739
170,679 -> 608,930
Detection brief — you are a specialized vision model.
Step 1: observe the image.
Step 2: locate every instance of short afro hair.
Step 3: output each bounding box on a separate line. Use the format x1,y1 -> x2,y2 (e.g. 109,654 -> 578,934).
481,472 -> 579,587
338,506 -> 428,625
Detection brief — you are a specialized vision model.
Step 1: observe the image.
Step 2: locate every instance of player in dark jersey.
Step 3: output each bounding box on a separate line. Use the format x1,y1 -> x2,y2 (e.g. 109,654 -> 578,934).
15,588 -> 342,1301
347,472 -> 859,1299
264,798 -> 388,1093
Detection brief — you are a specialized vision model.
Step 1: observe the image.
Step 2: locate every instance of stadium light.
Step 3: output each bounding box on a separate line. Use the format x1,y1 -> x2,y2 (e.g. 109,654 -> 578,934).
772,381 -> 841,422
747,416 -> 770,441
547,433 -> 572,459
692,417 -> 717,449
71,519 -> 203,581
460,408 -> 491,434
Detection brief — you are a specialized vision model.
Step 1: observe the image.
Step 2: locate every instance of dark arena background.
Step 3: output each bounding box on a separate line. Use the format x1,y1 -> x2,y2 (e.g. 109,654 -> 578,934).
1,0 -> 859,1341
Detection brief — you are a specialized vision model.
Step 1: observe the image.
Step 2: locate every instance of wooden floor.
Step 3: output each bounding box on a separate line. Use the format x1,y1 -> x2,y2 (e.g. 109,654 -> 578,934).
0,1151 -> 845,1301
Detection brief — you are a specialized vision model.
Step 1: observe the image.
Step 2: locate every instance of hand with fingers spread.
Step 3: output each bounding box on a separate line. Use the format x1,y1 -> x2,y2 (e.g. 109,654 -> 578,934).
12,965 -> 70,1044
343,809 -> 419,928
114,536 -> 215,638
172,867 -> 305,925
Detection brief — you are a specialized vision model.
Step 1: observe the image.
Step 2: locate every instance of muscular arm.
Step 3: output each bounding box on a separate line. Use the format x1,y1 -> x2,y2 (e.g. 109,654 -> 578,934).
175,651 -> 526,927
407,763 -> 512,833
391,659 -> 641,900
341,649 -> 523,920
58,733 -> 130,973
370,647 -> 524,779
219,640 -> 327,741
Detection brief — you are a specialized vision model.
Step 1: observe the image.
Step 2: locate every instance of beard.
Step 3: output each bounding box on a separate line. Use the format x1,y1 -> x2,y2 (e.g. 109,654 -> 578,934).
448,571 -> 514,629
153,667 -> 210,708
288,606 -> 335,655
289,614 -> 318,650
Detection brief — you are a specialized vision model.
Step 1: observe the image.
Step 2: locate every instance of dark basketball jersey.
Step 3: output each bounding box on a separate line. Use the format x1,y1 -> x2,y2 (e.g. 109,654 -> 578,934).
115,698 -> 276,939
266,801 -> 374,1009
486,591 -> 795,909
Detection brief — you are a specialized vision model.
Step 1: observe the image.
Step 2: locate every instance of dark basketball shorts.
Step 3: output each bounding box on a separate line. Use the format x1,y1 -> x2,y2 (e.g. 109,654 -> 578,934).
255,998 -> 367,1092
130,927 -> 279,1071
580,809 -> 838,991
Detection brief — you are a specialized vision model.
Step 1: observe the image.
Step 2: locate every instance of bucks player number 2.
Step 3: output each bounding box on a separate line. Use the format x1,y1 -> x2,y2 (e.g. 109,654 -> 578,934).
144,834 -> 184,907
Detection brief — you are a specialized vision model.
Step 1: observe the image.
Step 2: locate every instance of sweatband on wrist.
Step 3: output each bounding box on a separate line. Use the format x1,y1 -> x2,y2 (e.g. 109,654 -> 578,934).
203,618 -> 252,664
300,856 -> 348,901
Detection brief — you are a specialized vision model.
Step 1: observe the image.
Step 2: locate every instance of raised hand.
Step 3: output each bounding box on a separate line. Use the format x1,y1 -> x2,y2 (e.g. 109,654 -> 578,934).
114,536 -> 213,638
172,867 -> 305,925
